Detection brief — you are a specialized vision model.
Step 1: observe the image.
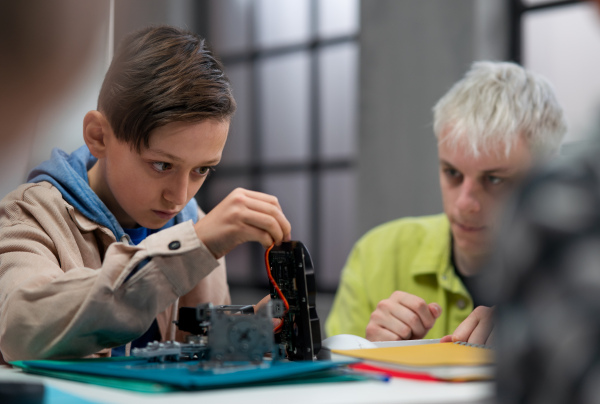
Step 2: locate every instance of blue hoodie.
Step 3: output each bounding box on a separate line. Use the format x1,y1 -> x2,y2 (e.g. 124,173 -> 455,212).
27,145 -> 199,242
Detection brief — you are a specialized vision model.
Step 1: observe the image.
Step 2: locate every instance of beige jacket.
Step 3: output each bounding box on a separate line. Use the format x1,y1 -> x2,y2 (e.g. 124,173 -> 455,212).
0,182 -> 230,362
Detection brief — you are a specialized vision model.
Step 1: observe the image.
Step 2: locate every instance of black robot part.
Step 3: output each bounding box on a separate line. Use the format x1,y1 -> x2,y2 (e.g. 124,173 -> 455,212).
177,306 -> 208,335
268,241 -> 322,360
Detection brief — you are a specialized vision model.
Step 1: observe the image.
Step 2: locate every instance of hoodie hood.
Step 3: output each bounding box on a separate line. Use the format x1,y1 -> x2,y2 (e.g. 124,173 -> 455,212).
27,145 -> 199,242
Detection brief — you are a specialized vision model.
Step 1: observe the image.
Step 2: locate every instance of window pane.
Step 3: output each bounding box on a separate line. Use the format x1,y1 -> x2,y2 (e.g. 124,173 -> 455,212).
261,172 -> 311,247
221,63 -> 252,166
209,0 -> 251,55
523,3 -> 600,143
201,175 -> 252,212
224,243 -> 255,286
319,42 -> 359,160
197,175 -> 255,285
258,52 -> 311,163
319,170 -> 357,290
254,0 -> 310,49
318,0 -> 359,39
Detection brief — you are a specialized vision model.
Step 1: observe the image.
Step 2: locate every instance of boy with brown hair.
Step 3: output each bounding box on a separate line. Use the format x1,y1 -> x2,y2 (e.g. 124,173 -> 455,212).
0,25 -> 291,362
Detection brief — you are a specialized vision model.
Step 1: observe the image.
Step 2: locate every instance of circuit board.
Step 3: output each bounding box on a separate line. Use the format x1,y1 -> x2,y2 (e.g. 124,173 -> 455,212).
268,241 -> 321,360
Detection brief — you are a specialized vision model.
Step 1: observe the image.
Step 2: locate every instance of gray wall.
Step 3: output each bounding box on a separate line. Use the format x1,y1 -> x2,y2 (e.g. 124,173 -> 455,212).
113,0 -> 204,45
358,0 -> 509,235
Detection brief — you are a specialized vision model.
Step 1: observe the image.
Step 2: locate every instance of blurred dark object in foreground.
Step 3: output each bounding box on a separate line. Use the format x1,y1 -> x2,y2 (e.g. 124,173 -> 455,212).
0,0 -> 106,143
0,381 -> 44,404
483,139 -> 600,404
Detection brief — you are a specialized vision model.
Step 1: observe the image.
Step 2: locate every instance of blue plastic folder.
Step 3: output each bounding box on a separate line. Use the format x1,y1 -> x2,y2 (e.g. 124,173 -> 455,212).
12,357 -> 358,392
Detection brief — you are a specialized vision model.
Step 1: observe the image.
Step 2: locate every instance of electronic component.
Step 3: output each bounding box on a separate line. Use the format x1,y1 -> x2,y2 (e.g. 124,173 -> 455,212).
268,241 -> 321,360
132,240 -> 322,363
205,302 -> 275,363
132,302 -> 277,363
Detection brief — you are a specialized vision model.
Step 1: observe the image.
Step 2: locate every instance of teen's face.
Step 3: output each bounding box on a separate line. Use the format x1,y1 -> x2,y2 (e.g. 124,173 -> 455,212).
98,119 -> 229,229
438,133 -> 533,261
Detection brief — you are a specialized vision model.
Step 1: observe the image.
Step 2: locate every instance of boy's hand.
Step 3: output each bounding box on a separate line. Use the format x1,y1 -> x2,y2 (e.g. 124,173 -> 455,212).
254,295 -> 282,329
440,305 -> 494,345
194,188 -> 292,259
254,294 -> 271,313
365,291 -> 442,341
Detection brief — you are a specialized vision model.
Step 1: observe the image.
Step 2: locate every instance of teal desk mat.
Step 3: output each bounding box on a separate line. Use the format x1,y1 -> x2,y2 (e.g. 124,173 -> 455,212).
13,357 -> 360,393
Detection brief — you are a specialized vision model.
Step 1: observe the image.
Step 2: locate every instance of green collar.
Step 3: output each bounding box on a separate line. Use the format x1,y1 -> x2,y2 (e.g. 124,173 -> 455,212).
408,214 -> 469,297
409,214 -> 452,276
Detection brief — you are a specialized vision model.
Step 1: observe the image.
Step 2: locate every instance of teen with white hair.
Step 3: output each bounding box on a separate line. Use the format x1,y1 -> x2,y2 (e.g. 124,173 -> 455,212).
325,61 -> 567,344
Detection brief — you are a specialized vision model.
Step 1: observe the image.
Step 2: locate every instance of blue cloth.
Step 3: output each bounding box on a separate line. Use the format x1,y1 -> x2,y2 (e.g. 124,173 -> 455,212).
124,226 -> 153,245
27,145 -> 199,242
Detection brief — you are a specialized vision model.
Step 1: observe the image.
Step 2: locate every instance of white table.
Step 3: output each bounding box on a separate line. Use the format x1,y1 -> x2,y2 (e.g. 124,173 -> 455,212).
0,365 -> 494,404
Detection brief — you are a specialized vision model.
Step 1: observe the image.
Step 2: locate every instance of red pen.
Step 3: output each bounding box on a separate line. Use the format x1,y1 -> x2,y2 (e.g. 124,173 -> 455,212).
349,362 -> 442,382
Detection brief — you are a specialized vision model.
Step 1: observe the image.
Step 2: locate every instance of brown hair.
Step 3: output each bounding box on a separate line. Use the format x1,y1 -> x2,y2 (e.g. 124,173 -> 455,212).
98,25 -> 236,151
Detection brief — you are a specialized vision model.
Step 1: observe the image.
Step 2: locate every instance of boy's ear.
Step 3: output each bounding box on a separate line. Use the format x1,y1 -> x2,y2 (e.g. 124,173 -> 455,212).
83,110 -> 111,158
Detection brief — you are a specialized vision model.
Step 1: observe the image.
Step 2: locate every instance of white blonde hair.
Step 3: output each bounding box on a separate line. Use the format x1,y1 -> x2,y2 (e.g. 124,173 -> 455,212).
433,61 -> 567,159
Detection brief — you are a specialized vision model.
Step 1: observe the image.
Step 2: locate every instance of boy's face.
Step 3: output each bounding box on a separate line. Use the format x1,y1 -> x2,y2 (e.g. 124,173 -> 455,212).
438,132 -> 533,265
93,119 -> 229,229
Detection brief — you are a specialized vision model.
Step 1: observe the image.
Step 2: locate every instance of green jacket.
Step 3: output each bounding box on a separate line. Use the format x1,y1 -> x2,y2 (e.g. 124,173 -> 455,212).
325,214 -> 473,339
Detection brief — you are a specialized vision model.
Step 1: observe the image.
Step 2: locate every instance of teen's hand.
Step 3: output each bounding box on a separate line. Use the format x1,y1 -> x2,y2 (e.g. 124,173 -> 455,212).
194,188 -> 291,259
365,291 -> 442,341
440,305 -> 494,345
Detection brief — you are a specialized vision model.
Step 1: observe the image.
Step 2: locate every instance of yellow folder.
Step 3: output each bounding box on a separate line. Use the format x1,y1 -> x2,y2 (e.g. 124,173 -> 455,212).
332,342 -> 494,381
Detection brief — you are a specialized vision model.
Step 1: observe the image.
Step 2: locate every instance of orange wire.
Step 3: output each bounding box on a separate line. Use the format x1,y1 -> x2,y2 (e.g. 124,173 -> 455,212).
265,243 -> 289,333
